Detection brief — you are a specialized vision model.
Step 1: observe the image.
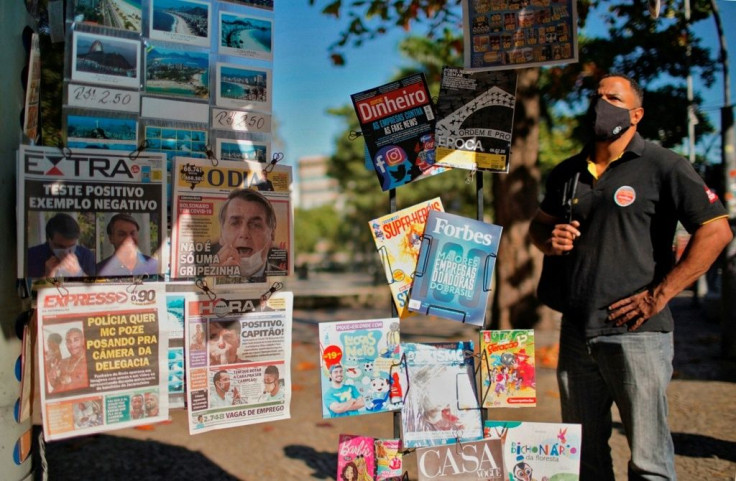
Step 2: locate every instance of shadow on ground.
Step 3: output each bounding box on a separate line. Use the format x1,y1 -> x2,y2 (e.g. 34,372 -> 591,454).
283,445 -> 336,479
32,427 -> 239,481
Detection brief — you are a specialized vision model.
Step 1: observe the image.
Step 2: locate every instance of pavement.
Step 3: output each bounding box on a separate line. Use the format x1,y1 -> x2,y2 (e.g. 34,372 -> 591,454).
33,273 -> 736,480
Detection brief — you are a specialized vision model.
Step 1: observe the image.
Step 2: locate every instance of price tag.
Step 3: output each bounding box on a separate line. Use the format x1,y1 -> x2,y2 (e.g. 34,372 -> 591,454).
67,83 -> 140,113
211,108 -> 271,134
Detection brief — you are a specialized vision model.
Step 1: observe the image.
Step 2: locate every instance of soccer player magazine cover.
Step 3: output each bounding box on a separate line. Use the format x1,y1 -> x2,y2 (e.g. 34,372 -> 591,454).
480,330 -> 536,408
351,73 -> 445,191
401,341 -> 482,448
484,421 -> 582,480
369,197 -> 444,319
318,318 -> 406,419
408,210 -> 502,326
434,67 -> 517,173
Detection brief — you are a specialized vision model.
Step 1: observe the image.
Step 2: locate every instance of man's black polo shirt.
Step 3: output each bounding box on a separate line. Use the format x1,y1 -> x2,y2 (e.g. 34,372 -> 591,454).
539,133 -> 727,336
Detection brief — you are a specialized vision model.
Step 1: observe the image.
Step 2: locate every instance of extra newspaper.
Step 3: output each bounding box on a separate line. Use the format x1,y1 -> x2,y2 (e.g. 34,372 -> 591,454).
17,146 -> 166,279
171,156 -> 292,281
37,283 -> 169,440
184,289 -> 293,434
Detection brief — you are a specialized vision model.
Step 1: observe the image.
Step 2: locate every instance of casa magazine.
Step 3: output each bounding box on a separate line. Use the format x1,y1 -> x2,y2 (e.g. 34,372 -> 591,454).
408,210 -> 502,326
402,341 -> 482,448
435,67 -> 517,173
369,197 -> 444,319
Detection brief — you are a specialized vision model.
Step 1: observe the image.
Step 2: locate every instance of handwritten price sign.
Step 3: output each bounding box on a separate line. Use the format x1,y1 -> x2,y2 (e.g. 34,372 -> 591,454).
68,83 -> 140,113
211,108 -> 271,134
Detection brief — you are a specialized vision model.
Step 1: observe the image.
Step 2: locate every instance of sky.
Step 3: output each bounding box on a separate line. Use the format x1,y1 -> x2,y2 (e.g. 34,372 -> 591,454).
272,1 -> 736,170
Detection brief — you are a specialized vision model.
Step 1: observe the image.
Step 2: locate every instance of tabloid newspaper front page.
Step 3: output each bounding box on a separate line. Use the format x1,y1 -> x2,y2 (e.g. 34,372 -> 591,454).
17,146 -> 167,279
185,290 -> 292,434
37,283 -> 169,440
171,156 -> 292,281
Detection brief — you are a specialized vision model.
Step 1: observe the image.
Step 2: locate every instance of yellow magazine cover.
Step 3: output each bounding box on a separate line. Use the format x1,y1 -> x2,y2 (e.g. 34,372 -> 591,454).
369,198 -> 444,318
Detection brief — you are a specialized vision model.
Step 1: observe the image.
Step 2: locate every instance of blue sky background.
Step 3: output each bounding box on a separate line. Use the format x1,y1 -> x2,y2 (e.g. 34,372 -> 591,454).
272,1 -> 736,170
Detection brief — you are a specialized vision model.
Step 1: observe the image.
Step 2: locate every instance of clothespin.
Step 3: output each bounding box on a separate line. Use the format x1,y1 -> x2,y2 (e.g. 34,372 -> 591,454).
264,152 -> 283,174
204,145 -> 219,167
50,277 -> 69,297
195,278 -> 217,300
348,130 -> 363,141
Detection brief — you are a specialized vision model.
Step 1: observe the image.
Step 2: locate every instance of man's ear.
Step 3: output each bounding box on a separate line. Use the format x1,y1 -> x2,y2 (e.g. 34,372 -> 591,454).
631,107 -> 644,127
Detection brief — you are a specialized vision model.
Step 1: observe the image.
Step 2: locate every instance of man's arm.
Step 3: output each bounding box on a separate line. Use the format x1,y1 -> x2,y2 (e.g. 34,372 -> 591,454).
529,209 -> 581,256
608,217 -> 733,330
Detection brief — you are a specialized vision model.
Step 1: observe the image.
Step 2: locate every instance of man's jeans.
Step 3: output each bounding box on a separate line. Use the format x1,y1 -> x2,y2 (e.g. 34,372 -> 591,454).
557,323 -> 676,480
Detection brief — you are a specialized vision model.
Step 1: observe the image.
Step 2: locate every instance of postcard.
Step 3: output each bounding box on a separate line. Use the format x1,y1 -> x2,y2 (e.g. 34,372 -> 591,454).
145,125 -> 208,159
149,0 -> 211,47
71,31 -> 141,89
145,43 -> 209,99
72,0 -> 142,33
66,114 -> 138,152
215,138 -> 270,163
215,62 -> 272,112
219,11 -> 272,61
220,0 -> 273,11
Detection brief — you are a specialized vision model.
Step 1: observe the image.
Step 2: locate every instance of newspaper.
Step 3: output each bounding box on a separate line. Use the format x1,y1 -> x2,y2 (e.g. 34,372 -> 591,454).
37,283 -> 169,441
185,289 -> 292,434
171,156 -> 292,281
17,146 -> 167,279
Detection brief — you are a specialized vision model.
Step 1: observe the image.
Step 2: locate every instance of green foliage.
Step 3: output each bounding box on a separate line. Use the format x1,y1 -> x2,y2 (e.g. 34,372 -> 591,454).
294,204 -> 342,254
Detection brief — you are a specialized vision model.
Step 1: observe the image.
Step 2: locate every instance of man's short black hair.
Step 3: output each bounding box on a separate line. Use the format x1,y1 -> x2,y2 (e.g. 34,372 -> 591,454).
602,72 -> 644,107
106,213 -> 140,236
219,188 -> 276,230
46,213 -> 80,240
264,365 -> 279,378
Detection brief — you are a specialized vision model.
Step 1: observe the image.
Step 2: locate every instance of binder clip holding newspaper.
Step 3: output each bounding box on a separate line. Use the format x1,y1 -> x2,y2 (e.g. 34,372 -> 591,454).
204,144 -> 219,166
195,278 -> 217,301
128,141 -> 148,161
264,152 -> 284,174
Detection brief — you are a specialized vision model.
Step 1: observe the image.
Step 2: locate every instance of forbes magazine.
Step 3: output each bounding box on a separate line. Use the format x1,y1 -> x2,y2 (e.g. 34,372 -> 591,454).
408,210 -> 502,326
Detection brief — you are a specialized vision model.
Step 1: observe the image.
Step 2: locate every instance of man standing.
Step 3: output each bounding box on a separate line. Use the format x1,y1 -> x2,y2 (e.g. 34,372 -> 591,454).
529,73 -> 732,480
96,213 -> 159,276
27,213 -> 95,278
324,364 -> 364,417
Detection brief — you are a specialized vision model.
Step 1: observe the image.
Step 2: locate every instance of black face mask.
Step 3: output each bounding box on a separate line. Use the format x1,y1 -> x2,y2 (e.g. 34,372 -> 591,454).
587,96 -> 632,141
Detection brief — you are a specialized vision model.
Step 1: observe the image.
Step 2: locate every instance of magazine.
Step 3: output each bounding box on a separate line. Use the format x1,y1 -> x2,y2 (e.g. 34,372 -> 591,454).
416,438 -> 505,480
319,318 -> 405,419
435,67 -> 518,172
351,73 -> 445,191
165,292 -> 186,409
480,330 -> 536,408
37,283 -> 169,440
408,210 -> 502,326
402,341 -> 482,448
462,0 -> 578,71
369,198 -> 444,319
170,156 -> 292,281
484,420 -> 582,480
185,289 -> 293,434
337,434 -> 376,481
375,438 -> 403,481
17,146 -> 167,279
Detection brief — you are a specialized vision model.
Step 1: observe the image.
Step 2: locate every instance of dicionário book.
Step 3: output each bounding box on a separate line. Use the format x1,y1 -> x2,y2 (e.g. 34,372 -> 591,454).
319,318 -> 406,419
480,330 -> 536,408
484,421 -> 581,481
401,341 -> 482,448
408,210 -> 502,326
369,197 -> 444,319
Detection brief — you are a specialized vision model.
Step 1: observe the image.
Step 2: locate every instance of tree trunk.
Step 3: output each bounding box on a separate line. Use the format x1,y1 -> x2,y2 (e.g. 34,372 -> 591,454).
491,68 -> 558,330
